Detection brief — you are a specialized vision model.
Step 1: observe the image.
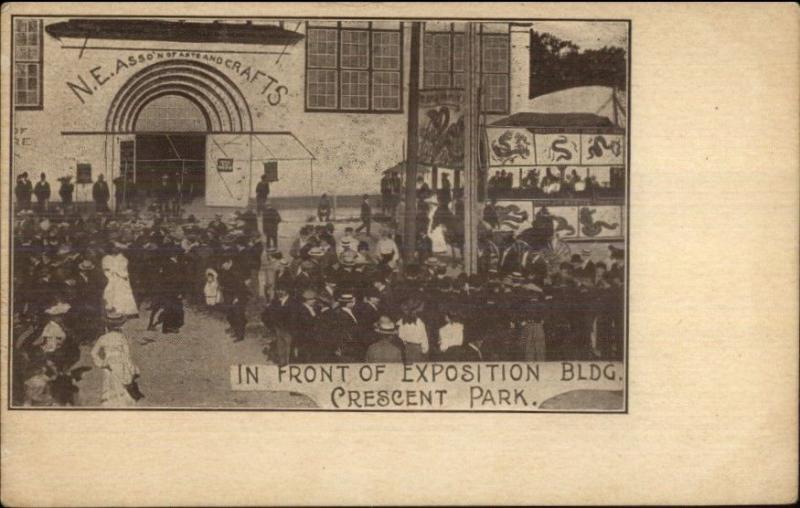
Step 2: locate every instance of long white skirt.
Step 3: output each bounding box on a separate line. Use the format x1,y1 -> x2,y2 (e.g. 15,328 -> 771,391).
104,274 -> 139,316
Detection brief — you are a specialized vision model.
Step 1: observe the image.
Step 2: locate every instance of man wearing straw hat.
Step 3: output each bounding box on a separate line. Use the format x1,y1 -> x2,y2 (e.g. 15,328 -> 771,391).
365,316 -> 404,363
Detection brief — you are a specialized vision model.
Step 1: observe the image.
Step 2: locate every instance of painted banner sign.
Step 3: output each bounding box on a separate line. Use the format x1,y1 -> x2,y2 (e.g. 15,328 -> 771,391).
486,127 -> 536,166
581,133 -> 624,165
487,131 -> 625,167
231,361 -> 624,411
534,133 -> 581,165
418,89 -> 464,169
494,202 -> 624,240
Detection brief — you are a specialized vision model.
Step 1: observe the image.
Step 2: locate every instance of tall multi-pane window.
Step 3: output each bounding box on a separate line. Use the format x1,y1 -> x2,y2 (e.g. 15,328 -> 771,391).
14,18 -> 43,110
422,27 -> 510,114
306,22 -> 403,113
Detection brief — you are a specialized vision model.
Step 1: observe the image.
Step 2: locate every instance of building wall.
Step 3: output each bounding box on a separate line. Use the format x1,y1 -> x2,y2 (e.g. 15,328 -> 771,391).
12,19 -> 535,203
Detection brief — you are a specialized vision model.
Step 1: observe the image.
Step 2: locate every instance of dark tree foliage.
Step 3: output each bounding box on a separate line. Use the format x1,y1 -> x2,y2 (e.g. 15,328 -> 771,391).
529,30 -> 627,99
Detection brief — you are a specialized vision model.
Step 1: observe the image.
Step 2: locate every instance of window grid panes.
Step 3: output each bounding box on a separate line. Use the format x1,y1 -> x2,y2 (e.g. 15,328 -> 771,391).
306,24 -> 402,113
373,71 -> 401,110
13,18 -> 42,109
340,30 -> 369,69
340,70 -> 369,110
307,69 -> 338,109
422,30 -> 509,114
307,28 -> 338,69
372,31 -> 400,70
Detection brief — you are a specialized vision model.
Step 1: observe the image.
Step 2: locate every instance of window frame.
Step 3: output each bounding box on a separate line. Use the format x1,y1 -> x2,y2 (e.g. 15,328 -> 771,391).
305,21 -> 404,114
13,17 -> 44,111
422,23 -> 511,115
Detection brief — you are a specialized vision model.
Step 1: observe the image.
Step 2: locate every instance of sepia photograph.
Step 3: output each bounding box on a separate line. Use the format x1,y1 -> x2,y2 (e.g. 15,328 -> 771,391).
1,3 -> 798,507
8,13 -> 629,411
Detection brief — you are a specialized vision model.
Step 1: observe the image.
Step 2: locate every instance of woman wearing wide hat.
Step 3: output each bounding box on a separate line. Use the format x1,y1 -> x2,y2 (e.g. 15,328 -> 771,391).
90,310 -> 142,407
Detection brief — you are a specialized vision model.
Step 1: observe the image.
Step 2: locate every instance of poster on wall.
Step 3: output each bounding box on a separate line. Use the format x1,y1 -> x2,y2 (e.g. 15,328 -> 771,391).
534,133 -> 581,166
486,127 -> 536,166
576,205 -> 623,238
534,205 -> 580,239
418,88 -> 464,169
581,133 -> 624,165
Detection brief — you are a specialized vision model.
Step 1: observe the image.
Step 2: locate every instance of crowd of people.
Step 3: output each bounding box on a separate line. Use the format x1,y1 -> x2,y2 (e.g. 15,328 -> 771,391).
487,167 -> 624,201
11,171 -> 625,407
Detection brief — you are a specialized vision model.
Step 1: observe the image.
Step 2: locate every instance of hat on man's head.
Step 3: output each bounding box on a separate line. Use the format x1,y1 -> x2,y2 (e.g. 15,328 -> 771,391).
425,257 -> 440,267
44,302 -> 71,316
78,259 -> 95,271
340,250 -> 358,266
301,288 -> 317,301
337,292 -> 355,304
570,254 -> 583,264
104,310 -> 127,327
308,247 -> 325,258
374,316 -> 398,335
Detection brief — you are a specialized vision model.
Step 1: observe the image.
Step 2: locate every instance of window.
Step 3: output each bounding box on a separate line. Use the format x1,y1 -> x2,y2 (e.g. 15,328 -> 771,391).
13,18 -> 43,109
76,163 -> 92,184
422,27 -> 510,114
306,22 -> 403,112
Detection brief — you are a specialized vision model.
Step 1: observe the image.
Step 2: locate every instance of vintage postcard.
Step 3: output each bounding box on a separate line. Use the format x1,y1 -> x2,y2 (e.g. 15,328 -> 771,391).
0,2 -> 797,506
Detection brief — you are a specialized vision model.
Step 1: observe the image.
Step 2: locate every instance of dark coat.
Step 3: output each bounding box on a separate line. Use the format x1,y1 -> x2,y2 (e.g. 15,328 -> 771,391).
92,181 -> 110,203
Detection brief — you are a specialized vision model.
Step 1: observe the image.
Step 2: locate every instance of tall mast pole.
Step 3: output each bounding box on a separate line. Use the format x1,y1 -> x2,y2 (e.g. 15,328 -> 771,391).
463,22 -> 480,274
402,22 -> 422,263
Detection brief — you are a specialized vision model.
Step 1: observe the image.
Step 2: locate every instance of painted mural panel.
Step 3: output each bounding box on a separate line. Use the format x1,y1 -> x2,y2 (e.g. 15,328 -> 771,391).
581,133 -> 624,165
486,127 -> 536,166
534,133 -> 581,165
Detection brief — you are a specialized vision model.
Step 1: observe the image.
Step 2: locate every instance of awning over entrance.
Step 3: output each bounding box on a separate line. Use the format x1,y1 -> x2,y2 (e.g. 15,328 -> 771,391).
250,133 -> 316,162
205,132 -> 316,207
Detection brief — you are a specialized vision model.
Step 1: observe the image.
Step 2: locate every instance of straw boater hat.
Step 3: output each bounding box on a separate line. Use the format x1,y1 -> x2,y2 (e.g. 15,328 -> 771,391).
340,250 -> 358,266
44,302 -> 71,316
374,316 -> 398,336
78,259 -> 95,271
308,246 -> 325,258
104,310 -> 127,327
425,256 -> 440,267
337,292 -> 355,304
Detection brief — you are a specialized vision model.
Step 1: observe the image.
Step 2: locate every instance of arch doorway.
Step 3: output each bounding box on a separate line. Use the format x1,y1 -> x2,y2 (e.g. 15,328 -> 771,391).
131,94 -> 208,202
108,59 -> 254,208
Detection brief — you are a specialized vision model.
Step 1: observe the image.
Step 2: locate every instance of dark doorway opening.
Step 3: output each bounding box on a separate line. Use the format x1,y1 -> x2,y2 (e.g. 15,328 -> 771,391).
135,134 -> 206,201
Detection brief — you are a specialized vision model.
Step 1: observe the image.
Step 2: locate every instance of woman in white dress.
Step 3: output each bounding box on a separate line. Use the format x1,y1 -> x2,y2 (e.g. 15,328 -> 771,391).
102,242 -> 138,317
90,311 -> 140,407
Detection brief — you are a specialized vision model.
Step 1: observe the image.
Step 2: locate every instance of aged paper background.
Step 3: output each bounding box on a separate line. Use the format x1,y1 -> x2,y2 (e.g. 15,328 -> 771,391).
1,2 -> 797,506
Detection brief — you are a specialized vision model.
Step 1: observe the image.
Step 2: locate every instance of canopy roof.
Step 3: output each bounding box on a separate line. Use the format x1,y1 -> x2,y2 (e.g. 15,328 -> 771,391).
491,112 -> 624,133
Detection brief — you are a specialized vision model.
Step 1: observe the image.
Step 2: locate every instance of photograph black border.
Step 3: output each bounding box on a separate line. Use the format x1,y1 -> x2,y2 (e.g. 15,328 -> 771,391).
6,14 -> 631,414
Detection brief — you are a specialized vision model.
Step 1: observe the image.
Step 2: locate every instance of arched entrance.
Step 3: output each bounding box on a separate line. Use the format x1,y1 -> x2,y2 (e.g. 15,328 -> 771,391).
106,59 -> 253,204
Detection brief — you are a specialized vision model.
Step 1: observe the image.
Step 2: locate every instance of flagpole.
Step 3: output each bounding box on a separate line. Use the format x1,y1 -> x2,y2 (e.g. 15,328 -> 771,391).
463,22 -> 480,274
402,22 -> 422,264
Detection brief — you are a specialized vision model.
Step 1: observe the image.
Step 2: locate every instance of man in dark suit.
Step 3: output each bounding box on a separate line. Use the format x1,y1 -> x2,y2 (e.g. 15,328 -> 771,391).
34,173 -> 51,214
92,174 -> 110,213
255,174 -> 270,214
15,172 -> 33,211
293,289 -> 320,362
261,201 -> 281,250
365,316 -> 405,363
355,194 -> 372,236
354,288 -> 381,338
58,176 -> 75,215
319,292 -> 361,362
219,256 -> 250,342
262,287 -> 294,365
